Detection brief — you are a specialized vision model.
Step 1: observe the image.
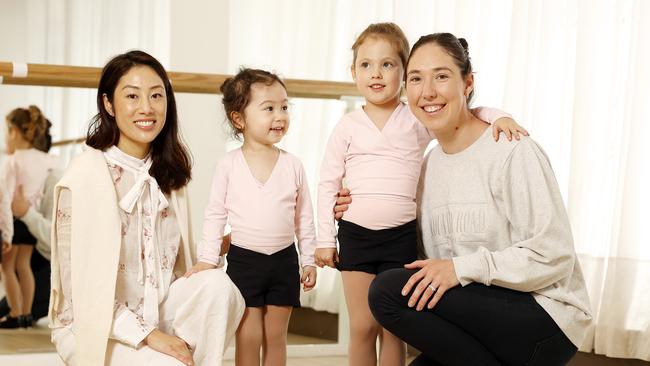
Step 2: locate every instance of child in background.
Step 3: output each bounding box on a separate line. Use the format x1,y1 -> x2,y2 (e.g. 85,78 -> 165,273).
0,105 -> 57,328
315,23 -> 528,366
185,68 -> 318,366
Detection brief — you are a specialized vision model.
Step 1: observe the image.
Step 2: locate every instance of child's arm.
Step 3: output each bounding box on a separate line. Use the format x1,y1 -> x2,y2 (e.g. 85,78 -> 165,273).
470,107 -> 529,141
301,266 -> 317,292
221,233 -> 231,255
295,160 -> 317,268
316,121 -> 349,267
185,158 -> 231,277
0,159 -> 16,244
294,159 -> 318,290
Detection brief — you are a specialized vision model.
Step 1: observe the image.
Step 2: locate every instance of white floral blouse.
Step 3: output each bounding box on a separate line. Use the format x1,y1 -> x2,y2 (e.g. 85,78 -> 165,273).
52,146 -> 181,347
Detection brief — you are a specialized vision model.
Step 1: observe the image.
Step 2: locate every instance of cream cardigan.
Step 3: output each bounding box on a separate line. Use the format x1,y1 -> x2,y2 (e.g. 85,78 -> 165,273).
48,147 -> 195,366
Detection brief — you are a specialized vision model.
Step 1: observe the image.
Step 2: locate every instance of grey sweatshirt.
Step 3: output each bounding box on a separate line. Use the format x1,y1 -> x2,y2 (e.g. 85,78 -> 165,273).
418,126 -> 592,347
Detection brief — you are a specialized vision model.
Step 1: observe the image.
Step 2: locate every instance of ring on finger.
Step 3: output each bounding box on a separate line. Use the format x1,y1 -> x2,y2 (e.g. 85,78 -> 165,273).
427,284 -> 437,293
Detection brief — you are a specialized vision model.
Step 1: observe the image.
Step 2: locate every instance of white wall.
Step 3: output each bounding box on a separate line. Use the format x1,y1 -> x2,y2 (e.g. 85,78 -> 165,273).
0,1 -> 36,150
169,0 -> 230,243
0,0 -> 230,238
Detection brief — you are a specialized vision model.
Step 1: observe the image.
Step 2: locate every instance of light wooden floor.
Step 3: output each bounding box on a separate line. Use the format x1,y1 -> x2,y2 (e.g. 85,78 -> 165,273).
0,353 -> 360,366
2,318 -> 648,366
0,318 -> 53,354
0,320 -> 335,354
0,323 -> 403,365
222,357 -> 350,366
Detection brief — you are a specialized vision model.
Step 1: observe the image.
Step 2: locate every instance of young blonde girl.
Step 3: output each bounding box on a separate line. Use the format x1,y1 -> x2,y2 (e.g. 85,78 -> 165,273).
0,105 -> 57,328
315,23 -> 527,366
185,68 -> 318,366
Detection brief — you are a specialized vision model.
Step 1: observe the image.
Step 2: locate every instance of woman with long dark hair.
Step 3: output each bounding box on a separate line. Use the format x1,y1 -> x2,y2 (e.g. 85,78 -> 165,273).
48,50 -> 244,366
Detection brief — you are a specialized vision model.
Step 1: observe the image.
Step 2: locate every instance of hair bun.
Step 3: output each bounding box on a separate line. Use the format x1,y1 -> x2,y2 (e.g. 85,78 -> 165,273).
458,38 -> 469,55
28,105 -> 43,124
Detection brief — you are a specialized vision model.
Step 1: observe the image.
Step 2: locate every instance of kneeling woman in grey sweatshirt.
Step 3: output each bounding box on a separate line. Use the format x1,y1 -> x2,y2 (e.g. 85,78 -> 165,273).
360,33 -> 592,366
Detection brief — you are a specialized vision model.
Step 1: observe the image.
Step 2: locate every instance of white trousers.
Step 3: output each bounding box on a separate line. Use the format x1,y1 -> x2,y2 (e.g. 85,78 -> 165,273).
53,269 -> 245,366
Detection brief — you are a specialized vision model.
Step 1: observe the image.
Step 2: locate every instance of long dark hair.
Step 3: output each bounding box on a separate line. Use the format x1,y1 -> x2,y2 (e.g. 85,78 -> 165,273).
87,50 -> 192,193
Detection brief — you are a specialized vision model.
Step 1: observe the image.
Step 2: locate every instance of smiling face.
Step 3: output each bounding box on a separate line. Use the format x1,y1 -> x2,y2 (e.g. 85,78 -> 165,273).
351,37 -> 403,108
405,42 -> 473,134
103,65 -> 167,158
233,81 -> 289,147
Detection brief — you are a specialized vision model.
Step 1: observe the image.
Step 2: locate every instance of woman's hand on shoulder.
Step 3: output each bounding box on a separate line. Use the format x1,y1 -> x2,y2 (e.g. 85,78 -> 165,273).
301,265 -> 317,291
183,261 -> 217,278
492,117 -> 529,141
402,259 -> 460,311
145,329 -> 194,366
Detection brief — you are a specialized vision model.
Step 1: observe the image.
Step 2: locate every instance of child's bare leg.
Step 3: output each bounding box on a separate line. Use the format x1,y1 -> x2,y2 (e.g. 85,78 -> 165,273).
16,245 -> 34,315
261,305 -> 292,366
235,307 -> 264,366
1,246 -> 22,317
342,271 -> 380,366
378,327 -> 406,366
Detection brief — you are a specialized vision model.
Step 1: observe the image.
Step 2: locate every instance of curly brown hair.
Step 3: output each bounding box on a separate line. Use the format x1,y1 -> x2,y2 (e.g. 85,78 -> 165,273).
220,68 -> 286,140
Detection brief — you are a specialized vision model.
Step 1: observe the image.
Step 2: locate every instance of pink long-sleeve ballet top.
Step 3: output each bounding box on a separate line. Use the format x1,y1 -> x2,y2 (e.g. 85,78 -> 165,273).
317,103 -> 508,248
0,148 -> 58,243
199,148 -> 317,267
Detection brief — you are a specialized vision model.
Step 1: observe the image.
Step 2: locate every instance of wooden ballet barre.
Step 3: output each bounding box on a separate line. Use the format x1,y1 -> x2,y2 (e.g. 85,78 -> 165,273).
52,137 -> 86,147
0,61 -> 360,99
1,62 -> 361,147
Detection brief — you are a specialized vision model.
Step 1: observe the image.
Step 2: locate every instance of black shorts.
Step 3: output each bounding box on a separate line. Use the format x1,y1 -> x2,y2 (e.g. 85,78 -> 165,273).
12,218 -> 37,245
336,219 -> 417,275
226,244 -> 301,308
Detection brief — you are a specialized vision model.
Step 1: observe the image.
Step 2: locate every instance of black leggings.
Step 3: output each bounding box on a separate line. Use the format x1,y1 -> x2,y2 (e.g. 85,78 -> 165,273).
368,268 -> 577,366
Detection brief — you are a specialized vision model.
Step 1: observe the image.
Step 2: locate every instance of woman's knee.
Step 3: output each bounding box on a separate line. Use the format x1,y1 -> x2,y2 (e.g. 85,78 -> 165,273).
186,269 -> 238,298
368,268 -> 412,326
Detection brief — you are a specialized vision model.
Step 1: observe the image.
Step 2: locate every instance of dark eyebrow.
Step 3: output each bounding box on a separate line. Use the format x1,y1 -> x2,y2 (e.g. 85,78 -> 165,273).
122,84 -> 164,90
407,67 -> 453,75
258,99 -> 289,106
